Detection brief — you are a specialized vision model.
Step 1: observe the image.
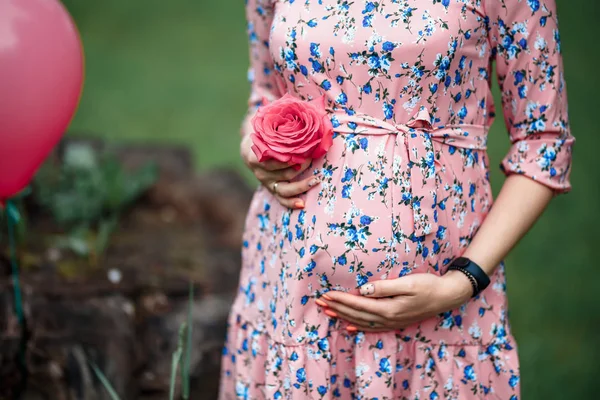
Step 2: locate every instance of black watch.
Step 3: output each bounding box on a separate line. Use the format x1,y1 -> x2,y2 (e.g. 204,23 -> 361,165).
447,257 -> 490,298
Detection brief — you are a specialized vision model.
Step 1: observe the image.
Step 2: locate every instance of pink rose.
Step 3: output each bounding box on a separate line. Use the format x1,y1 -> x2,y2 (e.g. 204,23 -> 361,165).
250,93 -> 334,169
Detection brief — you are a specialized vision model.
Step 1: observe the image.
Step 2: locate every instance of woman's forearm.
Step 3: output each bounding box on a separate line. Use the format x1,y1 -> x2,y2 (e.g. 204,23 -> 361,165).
461,174 -> 555,275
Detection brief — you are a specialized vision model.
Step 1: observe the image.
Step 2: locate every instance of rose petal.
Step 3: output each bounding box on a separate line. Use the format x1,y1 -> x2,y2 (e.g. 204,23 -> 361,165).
251,92 -> 334,166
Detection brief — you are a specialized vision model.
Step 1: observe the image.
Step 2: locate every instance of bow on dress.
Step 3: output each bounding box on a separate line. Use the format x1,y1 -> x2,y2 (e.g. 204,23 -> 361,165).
330,106 -> 488,238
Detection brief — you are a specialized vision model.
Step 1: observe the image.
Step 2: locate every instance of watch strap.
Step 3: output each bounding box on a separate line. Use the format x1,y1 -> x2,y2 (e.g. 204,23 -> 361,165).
448,257 -> 491,298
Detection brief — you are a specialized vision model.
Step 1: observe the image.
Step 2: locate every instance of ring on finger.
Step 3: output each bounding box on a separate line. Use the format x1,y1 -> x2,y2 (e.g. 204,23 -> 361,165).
272,181 -> 280,194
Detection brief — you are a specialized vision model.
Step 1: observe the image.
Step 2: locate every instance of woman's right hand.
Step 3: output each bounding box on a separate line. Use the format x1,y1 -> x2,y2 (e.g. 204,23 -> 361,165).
240,133 -> 320,209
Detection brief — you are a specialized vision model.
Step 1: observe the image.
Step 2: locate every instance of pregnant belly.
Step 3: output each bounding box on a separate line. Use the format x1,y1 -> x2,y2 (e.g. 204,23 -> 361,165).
234,133 -> 492,344
285,183 -> 451,293
280,133 -> 475,289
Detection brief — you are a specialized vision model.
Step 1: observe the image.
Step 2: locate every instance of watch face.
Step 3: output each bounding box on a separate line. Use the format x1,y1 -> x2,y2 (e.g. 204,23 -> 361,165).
454,257 -> 470,267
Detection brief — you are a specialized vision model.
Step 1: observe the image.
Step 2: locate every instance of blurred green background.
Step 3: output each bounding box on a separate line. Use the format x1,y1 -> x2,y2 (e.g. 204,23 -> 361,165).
60,0 -> 597,398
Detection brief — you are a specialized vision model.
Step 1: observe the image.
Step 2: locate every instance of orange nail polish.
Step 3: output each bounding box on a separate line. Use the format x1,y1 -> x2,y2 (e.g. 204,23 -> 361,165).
346,325 -> 358,332
315,299 -> 328,307
294,200 -> 305,209
322,294 -> 333,301
324,309 -> 338,318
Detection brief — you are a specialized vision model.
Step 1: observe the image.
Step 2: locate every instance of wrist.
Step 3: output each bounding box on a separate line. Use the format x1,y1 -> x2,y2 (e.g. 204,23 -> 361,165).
447,256 -> 491,299
440,270 -> 473,306
460,250 -> 492,275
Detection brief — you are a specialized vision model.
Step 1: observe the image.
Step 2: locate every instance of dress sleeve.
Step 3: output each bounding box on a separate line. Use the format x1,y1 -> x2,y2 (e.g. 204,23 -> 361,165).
486,0 -> 575,192
241,0 -> 281,137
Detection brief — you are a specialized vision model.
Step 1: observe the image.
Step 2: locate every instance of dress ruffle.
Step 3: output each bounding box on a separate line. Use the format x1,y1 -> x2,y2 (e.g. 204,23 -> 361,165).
219,312 -> 520,400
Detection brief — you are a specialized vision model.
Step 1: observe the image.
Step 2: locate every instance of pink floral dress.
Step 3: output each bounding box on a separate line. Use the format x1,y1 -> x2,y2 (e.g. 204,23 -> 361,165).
219,0 -> 574,399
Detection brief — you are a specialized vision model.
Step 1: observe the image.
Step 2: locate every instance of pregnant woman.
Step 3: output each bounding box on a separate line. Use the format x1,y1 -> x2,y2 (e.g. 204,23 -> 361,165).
220,0 -> 574,398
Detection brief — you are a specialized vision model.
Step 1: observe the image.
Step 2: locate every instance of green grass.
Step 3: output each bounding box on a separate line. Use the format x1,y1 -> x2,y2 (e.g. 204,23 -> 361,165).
63,0 -> 250,173
61,0 -> 598,397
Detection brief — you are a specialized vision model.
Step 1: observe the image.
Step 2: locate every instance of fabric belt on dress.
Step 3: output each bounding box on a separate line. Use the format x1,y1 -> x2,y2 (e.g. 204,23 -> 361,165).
329,106 -> 488,238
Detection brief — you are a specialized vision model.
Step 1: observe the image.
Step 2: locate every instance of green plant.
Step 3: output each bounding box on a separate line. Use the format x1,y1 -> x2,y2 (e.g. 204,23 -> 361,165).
170,323 -> 187,400
33,143 -> 157,262
88,360 -> 121,400
170,283 -> 193,400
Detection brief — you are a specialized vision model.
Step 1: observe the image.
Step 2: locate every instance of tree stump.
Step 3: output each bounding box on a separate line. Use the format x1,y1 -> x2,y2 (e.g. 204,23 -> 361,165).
0,138 -> 254,399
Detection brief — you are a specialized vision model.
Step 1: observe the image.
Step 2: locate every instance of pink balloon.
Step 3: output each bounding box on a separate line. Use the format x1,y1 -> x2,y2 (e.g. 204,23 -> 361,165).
0,0 -> 84,200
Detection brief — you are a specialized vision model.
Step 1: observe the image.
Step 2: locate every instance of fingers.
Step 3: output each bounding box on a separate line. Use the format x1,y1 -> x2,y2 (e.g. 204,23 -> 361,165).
317,299 -> 416,332
295,158 -> 313,173
346,320 -> 394,332
255,157 -> 311,172
256,162 -> 320,210
247,152 -> 319,209
241,136 -> 290,172
358,278 -> 416,298
250,157 -> 311,174
241,132 -> 313,174
273,194 -> 305,210
253,165 -> 305,184
323,300 -> 388,327
322,290 -> 393,318
259,159 -> 295,171
275,175 -> 321,198
258,172 -> 319,209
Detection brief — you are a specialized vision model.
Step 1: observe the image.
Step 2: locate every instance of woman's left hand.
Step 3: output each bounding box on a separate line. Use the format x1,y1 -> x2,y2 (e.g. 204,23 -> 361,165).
318,271 -> 474,332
